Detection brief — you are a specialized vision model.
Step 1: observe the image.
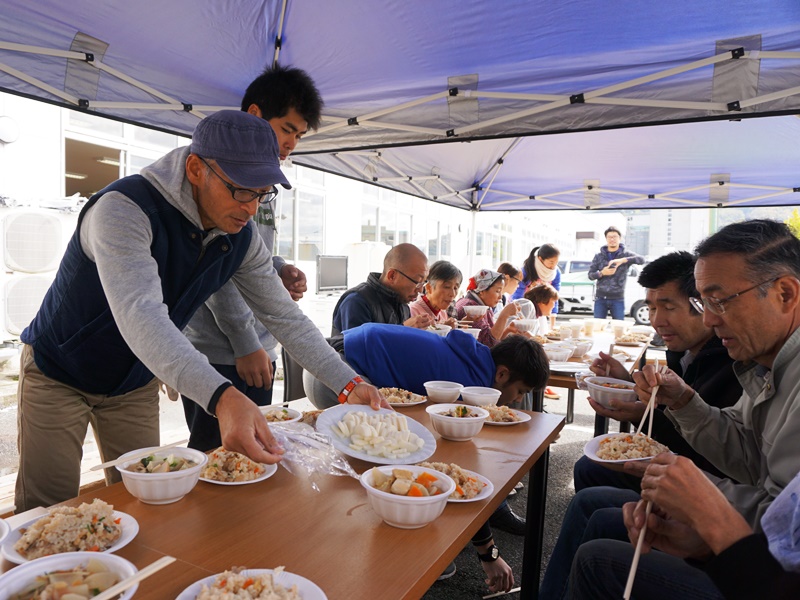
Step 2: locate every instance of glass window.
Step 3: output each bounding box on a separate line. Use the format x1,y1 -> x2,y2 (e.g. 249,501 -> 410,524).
380,208 -> 396,246
397,213 -> 411,245
68,110 -> 124,137
132,127 -> 180,149
440,223 -> 451,257
361,204 -> 378,241
128,154 -> 155,175
427,220 -> 439,258
275,190 -> 295,260
297,165 -> 324,186
298,190 -> 324,260
363,183 -> 379,200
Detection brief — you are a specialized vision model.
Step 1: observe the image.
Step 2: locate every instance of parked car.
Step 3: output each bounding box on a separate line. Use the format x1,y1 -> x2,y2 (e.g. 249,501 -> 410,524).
557,259 -> 650,325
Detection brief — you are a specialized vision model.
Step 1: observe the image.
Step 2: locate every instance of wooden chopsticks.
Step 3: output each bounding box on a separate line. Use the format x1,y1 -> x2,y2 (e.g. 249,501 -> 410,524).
92,556 -> 176,600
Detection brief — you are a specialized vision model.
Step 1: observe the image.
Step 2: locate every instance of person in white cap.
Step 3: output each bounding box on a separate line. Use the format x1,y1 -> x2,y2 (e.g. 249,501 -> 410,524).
16,110 -> 385,511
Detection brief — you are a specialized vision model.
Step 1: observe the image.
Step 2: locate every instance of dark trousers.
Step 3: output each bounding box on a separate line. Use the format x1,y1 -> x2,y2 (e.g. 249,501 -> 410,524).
593,297 -> 625,320
181,361 -> 275,452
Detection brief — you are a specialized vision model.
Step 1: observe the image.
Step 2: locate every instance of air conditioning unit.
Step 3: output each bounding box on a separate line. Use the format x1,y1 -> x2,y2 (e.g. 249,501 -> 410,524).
4,212 -> 64,273
0,209 -> 78,338
4,275 -> 54,335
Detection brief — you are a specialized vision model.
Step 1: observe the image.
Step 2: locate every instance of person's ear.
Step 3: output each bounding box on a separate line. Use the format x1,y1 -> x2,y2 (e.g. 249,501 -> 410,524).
246,104 -> 263,118
185,154 -> 205,186
777,276 -> 800,313
494,365 -> 511,386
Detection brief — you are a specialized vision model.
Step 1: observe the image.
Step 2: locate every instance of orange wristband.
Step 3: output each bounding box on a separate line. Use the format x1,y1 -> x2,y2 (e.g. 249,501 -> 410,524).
338,376 -> 365,404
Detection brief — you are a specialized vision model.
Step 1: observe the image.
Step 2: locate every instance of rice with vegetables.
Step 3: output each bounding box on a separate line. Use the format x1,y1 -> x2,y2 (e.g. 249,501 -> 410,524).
418,462 -> 486,500
596,434 -> 669,460
201,447 -> 265,482
196,567 -> 300,600
14,499 -> 122,560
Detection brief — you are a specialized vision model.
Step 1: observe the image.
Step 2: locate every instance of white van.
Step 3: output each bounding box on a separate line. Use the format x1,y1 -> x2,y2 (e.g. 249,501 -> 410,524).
557,259 -> 650,325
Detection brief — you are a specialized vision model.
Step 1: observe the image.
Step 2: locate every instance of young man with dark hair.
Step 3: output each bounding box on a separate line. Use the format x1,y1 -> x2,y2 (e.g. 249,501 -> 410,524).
181,65 -> 324,451
588,226 -> 644,320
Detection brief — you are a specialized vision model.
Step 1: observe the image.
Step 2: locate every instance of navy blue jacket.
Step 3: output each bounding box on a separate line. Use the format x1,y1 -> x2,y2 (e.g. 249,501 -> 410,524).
21,175 -> 252,396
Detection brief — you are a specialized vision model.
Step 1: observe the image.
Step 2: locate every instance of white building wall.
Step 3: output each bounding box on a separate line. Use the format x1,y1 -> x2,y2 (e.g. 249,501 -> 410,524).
0,94 -> 63,204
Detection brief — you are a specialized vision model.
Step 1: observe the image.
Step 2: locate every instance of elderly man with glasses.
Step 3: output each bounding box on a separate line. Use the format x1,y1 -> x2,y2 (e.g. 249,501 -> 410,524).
15,111 -> 386,512
331,243 -> 434,336
539,219 -> 800,600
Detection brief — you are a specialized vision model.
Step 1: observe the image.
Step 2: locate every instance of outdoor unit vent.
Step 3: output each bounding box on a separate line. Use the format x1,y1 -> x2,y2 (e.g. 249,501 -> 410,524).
5,275 -> 52,335
4,212 -> 63,273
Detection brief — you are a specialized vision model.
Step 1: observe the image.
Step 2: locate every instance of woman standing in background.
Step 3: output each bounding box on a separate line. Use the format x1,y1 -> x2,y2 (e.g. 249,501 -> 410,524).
496,262 -> 522,309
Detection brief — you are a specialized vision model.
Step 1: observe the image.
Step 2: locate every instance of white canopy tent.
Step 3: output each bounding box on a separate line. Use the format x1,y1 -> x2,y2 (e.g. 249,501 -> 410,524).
1,0 -> 800,212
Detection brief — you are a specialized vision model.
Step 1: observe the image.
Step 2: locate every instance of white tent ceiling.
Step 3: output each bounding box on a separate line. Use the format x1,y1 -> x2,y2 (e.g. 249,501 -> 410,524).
2,1 -> 800,211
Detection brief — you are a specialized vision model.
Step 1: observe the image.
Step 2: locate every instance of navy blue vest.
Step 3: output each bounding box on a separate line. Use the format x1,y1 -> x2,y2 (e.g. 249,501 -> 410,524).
21,175 -> 253,396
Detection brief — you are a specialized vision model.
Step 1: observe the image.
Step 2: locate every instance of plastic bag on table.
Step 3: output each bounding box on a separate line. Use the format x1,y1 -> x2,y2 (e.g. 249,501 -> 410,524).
269,422 -> 358,492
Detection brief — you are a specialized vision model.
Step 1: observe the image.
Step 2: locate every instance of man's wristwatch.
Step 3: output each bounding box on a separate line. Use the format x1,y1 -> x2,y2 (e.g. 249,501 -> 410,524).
477,544 -> 500,562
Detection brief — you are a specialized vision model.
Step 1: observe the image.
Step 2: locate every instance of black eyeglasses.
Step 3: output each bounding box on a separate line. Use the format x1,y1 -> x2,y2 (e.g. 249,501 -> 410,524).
199,157 -> 278,205
395,268 -> 426,290
689,277 -> 779,315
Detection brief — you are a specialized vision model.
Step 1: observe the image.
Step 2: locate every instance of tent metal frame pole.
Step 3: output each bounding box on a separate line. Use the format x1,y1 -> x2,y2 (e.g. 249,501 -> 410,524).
272,0 -> 289,66
468,207 -> 477,277
0,41 -> 85,60
313,90 -> 450,136
0,61 -> 79,104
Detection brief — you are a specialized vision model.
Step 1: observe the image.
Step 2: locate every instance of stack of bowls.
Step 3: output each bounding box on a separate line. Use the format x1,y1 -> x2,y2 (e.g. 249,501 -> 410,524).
460,386 -> 501,407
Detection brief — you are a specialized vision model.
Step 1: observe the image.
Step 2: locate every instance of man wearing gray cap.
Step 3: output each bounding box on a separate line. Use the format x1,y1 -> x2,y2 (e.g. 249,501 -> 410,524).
15,110 -> 385,511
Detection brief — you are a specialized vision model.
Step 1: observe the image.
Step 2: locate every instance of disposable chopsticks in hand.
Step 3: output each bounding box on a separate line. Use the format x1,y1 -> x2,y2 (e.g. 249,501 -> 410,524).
90,439 -> 188,472
635,360 -> 667,438
92,556 -> 177,600
623,501 -> 652,600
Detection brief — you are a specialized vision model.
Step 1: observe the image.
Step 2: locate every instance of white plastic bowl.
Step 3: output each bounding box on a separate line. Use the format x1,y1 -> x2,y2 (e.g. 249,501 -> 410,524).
460,328 -> 480,339
429,324 -> 452,336
572,338 -> 594,357
0,551 -> 139,600
513,318 -> 538,333
261,406 -> 302,424
423,380 -> 464,403
460,386 -> 501,407
426,403 -> 489,441
544,346 -> 573,362
585,376 -> 638,409
360,465 -> 456,529
463,305 -> 490,319
116,446 -> 208,504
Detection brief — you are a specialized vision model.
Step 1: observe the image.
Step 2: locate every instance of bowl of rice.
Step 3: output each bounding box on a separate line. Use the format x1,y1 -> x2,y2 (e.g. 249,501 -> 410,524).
0,551 -> 138,600
584,376 -> 637,409
585,433 -> 670,463
116,446 -> 207,505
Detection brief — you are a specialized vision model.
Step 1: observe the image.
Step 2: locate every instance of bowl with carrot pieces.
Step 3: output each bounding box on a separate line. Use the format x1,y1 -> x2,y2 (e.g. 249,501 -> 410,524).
360,465 -> 456,528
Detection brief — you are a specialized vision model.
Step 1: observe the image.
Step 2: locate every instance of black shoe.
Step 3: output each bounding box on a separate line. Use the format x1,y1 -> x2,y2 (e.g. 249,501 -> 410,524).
437,562 -> 457,580
489,503 -> 527,536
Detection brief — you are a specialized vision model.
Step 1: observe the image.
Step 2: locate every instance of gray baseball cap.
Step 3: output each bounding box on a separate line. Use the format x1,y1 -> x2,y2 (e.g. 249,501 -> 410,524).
190,110 -> 292,190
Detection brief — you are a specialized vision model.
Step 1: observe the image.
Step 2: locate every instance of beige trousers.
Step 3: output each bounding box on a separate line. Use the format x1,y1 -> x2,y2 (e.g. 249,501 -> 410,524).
15,345 -> 160,511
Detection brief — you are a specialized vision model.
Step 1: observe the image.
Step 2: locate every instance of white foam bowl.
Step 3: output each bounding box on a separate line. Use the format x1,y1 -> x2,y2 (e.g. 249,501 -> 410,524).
260,406 -> 302,424
585,376 -> 638,409
423,380 -> 464,403
513,318 -> 538,333
460,386 -> 501,407
360,465 -> 456,529
463,305 -> 490,319
544,346 -> 573,362
0,552 -> 138,600
426,403 -> 489,441
116,446 -> 208,504
572,338 -> 594,357
429,324 -> 452,336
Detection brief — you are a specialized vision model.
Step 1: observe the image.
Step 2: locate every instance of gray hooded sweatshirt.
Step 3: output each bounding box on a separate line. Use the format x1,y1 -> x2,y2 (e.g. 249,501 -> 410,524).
78,146 -> 355,412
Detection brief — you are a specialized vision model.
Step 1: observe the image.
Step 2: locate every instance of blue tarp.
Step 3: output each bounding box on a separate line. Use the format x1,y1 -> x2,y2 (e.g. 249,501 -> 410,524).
2,1 -> 800,210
